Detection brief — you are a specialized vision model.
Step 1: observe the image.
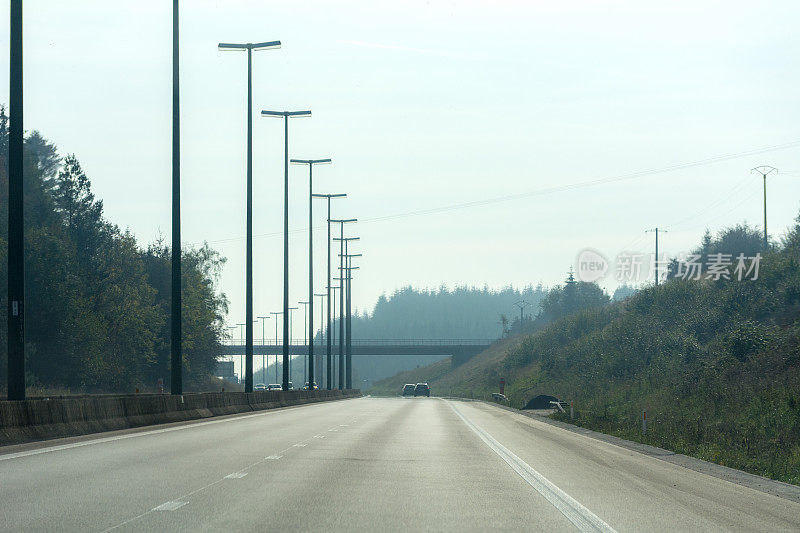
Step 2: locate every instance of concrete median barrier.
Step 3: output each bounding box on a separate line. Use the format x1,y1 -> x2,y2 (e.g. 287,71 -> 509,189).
0,389 -> 361,446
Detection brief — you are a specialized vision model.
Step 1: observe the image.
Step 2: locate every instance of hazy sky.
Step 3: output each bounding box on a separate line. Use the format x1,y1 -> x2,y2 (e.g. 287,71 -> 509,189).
1,0 -> 799,340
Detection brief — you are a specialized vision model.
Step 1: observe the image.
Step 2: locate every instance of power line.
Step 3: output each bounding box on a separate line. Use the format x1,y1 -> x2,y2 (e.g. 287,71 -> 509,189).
192,140 -> 800,247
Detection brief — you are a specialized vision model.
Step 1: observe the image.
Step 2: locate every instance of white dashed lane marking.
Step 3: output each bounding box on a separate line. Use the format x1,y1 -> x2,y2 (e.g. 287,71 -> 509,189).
152,501 -> 187,512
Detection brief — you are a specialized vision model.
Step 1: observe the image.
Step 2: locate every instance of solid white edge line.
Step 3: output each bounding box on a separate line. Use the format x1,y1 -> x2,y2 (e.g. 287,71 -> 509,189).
447,400 -> 617,533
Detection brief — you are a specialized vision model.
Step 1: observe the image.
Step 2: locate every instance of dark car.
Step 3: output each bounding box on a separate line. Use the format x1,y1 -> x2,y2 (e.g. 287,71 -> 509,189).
414,383 -> 430,397
402,384 -> 415,396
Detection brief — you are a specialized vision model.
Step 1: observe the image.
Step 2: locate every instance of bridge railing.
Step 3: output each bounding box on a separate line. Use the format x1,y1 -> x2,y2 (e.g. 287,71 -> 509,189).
219,338 -> 496,346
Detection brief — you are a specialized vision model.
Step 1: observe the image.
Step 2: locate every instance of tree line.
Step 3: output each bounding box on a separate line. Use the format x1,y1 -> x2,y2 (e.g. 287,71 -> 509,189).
0,108 -> 228,393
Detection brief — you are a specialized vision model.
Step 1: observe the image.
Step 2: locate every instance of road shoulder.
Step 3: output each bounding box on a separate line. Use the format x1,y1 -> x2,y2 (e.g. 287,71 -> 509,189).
473,399 -> 800,504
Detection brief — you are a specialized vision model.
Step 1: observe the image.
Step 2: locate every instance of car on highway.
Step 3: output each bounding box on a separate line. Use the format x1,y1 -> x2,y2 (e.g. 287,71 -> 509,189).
302,382 -> 319,390
402,384 -> 416,396
414,383 -> 431,397
254,383 -> 266,391
267,384 -> 282,391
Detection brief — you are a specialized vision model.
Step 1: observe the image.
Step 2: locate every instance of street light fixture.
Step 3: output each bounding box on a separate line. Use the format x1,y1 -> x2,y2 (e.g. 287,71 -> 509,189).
339,253 -> 362,390
171,0 -> 182,396
331,226 -> 358,389
314,292 -> 327,386
7,0 -> 23,400
291,158 -> 331,390
262,109 -> 312,391
327,284 -> 340,388
342,251 -> 362,389
218,38 -> 280,394
270,311 -> 283,383
236,322 -> 247,384
257,315 -> 271,385
287,306 -> 299,386
313,195 -> 347,389
298,300 -> 310,384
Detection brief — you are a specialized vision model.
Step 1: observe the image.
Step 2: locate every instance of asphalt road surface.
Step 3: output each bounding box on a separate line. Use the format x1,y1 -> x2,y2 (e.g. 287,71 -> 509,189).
2,397 -> 799,532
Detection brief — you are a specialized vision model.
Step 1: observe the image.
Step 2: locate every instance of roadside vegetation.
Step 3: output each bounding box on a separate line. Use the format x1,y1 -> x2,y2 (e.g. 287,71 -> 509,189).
373,218 -> 800,485
0,108 -> 229,393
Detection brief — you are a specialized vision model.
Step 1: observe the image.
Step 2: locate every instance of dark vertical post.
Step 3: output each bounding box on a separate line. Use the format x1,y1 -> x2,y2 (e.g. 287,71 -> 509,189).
274,316 -> 279,383
170,0 -> 182,395
307,166 -> 314,389
654,228 -> 659,286
338,226 -> 345,390
345,256 -> 352,389
763,174 -> 768,250
244,47 -> 254,393
332,285 -> 337,387
282,115 -> 289,391
326,200 -> 332,389
7,0 -> 24,401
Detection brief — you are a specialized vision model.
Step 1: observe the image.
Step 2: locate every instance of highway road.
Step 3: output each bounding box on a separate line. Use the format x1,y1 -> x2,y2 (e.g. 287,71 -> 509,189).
1,397 -> 799,532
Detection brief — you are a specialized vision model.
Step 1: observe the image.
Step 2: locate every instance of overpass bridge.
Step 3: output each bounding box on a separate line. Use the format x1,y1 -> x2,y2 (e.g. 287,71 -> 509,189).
220,338 -> 494,361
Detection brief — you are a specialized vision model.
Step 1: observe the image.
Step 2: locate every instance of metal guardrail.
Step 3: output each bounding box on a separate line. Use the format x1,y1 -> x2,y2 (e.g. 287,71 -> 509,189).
220,338 -> 496,346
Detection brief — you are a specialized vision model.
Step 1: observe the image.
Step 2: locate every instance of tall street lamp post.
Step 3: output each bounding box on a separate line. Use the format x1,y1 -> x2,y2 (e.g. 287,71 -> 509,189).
335,252 -> 359,390
7,0 -> 24,400
218,39 -> 280,394
261,110 -> 312,391
291,158 -> 331,390
298,300 -> 310,384
329,284 -> 339,388
287,306 -> 299,386
340,253 -> 361,389
171,0 -> 182,395
270,311 -> 283,383
257,315 -> 270,385
312,195 -> 347,390
236,322 -> 246,384
331,224 -> 357,389
314,292 -> 327,387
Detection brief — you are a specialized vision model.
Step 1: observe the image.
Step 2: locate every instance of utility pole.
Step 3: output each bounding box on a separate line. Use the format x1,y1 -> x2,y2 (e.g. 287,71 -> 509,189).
751,166 -> 778,250
646,228 -> 667,285
313,195 -> 347,390
7,0 -> 24,400
513,300 -> 529,325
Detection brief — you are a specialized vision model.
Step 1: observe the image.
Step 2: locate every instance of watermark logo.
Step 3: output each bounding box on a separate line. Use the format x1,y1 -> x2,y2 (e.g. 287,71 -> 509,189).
573,249 -> 762,283
575,248 -> 609,282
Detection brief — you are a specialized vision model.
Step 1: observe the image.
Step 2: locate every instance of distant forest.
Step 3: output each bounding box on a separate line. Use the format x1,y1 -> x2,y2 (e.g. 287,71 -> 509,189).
341,285 -> 548,340
0,108 -> 228,393
334,278 -> 636,341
